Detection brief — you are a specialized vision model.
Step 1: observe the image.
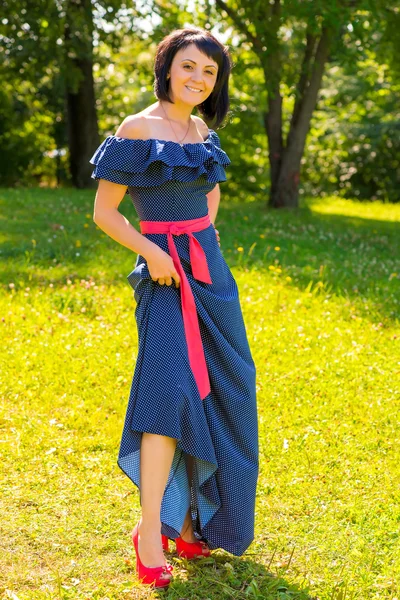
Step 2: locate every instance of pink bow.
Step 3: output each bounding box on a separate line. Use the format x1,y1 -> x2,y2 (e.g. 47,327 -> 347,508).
140,215 -> 213,400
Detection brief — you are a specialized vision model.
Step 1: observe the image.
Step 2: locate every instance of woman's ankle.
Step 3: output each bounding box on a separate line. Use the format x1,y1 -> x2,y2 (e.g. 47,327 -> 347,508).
180,510 -> 197,540
139,516 -> 162,534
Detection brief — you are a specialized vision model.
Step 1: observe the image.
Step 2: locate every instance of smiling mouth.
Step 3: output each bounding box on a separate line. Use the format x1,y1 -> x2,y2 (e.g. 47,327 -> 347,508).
185,86 -> 203,93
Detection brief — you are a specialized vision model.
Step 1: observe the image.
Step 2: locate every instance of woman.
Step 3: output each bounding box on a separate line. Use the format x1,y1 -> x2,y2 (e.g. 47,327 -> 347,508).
90,26 -> 259,589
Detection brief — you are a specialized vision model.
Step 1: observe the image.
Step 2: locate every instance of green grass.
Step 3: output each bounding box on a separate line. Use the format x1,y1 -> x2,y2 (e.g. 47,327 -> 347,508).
1,187 -> 399,600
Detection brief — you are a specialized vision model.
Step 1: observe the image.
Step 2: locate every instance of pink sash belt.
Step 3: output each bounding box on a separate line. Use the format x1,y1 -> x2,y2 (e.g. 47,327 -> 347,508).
139,214 -> 212,401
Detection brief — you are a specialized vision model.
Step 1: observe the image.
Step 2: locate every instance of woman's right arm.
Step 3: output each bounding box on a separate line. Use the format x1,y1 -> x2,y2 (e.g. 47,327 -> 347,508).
92,178 -> 161,260
92,117 -> 180,288
92,117 -> 156,258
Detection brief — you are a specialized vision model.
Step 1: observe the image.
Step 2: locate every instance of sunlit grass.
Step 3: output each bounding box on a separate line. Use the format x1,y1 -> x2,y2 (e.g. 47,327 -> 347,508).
0,188 -> 399,599
309,196 -> 400,222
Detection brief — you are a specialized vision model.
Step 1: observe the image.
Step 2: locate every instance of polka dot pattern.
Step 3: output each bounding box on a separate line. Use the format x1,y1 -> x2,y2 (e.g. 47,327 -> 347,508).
89,130 -> 259,557
89,129 -> 230,192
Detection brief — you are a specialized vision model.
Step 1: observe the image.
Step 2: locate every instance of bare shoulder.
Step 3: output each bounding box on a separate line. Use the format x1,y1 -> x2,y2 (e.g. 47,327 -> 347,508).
114,115 -> 149,140
192,115 -> 210,140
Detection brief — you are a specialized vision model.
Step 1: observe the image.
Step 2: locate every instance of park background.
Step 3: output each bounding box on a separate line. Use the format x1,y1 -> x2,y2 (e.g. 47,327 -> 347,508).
1,1 -> 399,599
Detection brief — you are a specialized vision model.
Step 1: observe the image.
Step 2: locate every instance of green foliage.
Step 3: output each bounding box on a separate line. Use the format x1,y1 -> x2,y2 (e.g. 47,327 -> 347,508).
0,0 -> 147,188
0,0 -> 399,201
303,40 -> 400,201
0,81 -> 68,187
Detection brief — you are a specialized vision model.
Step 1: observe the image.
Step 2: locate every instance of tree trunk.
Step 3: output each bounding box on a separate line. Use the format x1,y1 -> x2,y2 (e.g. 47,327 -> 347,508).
268,26 -> 332,208
64,0 -> 99,189
263,82 -> 283,203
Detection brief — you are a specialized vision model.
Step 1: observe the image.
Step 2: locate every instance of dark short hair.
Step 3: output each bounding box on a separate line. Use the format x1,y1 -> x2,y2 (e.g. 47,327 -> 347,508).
153,27 -> 233,130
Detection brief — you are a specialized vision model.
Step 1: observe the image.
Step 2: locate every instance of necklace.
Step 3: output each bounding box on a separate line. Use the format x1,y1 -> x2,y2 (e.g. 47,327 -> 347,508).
160,102 -> 192,146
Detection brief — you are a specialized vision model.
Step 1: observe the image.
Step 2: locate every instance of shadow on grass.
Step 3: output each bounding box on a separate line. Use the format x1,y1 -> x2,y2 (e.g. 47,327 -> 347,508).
220,195 -> 400,325
141,549 -> 319,600
1,188 -> 399,325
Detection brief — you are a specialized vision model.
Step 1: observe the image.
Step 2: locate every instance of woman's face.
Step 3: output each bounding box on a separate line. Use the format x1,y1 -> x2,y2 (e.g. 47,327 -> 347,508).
168,43 -> 219,106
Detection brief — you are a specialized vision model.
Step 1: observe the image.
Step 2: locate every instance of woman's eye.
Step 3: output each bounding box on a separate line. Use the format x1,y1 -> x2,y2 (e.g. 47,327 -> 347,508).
183,65 -> 214,75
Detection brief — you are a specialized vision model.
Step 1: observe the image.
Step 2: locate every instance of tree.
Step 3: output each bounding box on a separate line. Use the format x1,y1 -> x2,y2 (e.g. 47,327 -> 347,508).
0,0 -> 132,189
212,0 -> 388,209
63,0 -> 99,188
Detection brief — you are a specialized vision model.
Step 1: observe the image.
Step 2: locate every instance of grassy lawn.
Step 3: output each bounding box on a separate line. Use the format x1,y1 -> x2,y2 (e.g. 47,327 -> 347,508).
0,187 -> 399,600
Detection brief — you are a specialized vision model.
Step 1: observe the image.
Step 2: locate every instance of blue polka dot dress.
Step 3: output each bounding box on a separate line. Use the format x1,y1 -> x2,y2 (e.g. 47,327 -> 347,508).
89,129 -> 259,556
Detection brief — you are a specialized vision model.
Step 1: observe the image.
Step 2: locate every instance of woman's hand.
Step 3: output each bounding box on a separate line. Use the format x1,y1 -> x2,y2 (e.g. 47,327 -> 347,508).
146,246 -> 180,288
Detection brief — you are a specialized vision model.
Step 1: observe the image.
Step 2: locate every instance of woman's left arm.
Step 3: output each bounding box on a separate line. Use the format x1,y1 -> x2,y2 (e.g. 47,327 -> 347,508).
207,184 -> 221,246
207,183 -> 220,225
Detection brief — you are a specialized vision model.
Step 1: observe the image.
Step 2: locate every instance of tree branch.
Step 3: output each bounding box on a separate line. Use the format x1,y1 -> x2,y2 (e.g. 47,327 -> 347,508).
214,0 -> 264,54
283,25 -> 333,165
290,29 -> 317,135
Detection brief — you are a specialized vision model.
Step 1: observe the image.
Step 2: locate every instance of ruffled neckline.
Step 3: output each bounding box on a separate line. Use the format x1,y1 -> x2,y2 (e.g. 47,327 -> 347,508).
89,128 -> 231,189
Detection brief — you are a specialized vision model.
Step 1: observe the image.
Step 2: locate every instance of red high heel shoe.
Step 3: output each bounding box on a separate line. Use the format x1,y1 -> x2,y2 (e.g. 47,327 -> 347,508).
132,522 -> 174,588
162,533 -> 211,559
